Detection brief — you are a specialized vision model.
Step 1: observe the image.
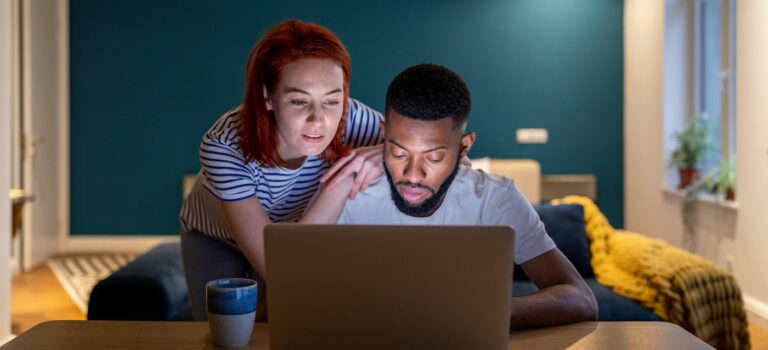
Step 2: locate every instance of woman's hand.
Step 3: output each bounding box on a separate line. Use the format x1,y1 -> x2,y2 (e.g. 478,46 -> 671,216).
320,144 -> 384,199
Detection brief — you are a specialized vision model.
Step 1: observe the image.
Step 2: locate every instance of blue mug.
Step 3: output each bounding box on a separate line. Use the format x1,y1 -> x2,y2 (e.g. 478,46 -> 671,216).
206,278 -> 258,347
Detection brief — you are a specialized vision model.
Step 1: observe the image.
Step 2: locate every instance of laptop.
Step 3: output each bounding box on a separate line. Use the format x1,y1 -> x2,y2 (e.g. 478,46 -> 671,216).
264,224 -> 515,350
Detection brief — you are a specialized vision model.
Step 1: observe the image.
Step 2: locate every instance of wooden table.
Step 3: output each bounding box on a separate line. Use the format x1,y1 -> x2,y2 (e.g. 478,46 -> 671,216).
1,320 -> 713,349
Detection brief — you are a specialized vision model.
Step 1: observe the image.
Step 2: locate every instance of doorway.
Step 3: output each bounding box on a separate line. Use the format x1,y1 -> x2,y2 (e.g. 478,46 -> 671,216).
13,0 -> 67,272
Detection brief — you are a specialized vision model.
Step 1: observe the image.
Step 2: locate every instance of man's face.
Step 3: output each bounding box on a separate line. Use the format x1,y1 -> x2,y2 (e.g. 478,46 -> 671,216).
382,110 -> 474,217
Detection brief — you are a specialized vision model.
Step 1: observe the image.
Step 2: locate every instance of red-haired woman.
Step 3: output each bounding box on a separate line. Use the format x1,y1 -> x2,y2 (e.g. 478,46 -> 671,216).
179,20 -> 383,321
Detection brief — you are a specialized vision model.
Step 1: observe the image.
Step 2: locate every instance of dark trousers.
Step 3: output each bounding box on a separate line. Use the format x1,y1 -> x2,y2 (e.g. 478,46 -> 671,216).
180,227 -> 267,321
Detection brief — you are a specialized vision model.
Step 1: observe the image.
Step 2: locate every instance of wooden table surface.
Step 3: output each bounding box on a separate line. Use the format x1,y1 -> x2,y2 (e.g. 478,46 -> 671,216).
1,320 -> 713,349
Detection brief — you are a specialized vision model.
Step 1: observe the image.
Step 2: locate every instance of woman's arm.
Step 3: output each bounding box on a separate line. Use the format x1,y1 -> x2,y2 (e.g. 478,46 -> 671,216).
221,198 -> 272,279
300,175 -> 355,222
320,144 -> 383,198
221,173 -> 355,279
320,98 -> 386,198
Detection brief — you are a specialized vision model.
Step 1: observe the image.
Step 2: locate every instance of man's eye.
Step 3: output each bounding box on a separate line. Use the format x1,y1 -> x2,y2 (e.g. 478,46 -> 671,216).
427,157 -> 444,164
392,154 -> 407,159
324,100 -> 340,106
290,99 -> 307,106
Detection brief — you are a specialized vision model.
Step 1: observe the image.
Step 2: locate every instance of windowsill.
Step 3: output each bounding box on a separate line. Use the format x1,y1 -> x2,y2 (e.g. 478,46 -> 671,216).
662,186 -> 739,210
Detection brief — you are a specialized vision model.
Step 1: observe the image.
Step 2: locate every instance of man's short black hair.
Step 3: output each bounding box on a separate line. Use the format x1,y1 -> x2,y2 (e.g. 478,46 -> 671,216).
385,63 -> 471,129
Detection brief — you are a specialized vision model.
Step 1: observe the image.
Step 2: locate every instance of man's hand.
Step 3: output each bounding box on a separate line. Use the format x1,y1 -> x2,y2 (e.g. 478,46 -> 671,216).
320,144 -> 384,199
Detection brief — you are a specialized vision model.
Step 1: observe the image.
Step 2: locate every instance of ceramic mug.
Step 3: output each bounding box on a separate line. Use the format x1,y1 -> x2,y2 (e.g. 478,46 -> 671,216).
206,278 -> 258,347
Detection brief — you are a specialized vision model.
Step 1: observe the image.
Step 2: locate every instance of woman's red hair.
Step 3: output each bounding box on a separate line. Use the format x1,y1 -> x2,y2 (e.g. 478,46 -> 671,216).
239,19 -> 352,167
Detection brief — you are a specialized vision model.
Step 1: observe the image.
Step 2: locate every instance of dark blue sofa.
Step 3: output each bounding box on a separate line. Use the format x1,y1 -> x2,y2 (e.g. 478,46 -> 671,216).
513,204 -> 658,321
88,204 -> 658,321
88,242 -> 193,321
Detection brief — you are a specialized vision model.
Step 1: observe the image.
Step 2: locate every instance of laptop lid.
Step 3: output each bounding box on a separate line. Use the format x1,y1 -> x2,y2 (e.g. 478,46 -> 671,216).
265,224 -> 514,350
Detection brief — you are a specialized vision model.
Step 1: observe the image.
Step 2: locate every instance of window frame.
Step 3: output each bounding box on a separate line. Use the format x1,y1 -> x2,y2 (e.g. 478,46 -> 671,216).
693,0 -> 736,164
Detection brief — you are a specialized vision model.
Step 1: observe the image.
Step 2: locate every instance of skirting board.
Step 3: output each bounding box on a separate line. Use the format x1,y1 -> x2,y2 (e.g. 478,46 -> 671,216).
61,236 -> 180,254
1,335 -> 16,346
744,294 -> 768,329
9,259 -> 18,276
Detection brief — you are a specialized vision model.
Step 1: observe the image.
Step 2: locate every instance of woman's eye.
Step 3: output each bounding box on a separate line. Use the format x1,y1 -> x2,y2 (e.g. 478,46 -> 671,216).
324,100 -> 340,106
290,99 -> 307,106
392,153 -> 407,159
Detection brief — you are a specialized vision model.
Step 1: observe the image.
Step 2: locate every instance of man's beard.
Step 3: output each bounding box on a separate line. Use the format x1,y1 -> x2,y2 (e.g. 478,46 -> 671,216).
383,154 -> 462,217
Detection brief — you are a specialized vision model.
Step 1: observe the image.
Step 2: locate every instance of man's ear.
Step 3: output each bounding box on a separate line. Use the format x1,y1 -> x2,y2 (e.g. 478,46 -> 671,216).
460,131 -> 476,158
379,120 -> 386,137
263,85 -> 273,111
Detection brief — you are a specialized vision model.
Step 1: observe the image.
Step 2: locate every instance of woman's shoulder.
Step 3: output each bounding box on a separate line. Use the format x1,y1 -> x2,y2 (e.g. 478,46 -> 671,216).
198,106 -> 259,175
347,98 -> 383,122
345,98 -> 384,147
204,106 -> 243,147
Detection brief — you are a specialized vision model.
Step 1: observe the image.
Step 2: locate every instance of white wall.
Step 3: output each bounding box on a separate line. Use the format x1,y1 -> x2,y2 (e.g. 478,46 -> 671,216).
625,0 -> 768,326
733,0 -> 768,327
1,0 -> 15,341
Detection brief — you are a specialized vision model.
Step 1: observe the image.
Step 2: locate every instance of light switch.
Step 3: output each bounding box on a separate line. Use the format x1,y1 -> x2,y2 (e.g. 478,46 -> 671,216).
516,128 -> 548,144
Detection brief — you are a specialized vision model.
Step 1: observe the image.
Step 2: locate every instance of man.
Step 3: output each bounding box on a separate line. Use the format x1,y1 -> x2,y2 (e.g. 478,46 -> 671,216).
337,63 -> 598,328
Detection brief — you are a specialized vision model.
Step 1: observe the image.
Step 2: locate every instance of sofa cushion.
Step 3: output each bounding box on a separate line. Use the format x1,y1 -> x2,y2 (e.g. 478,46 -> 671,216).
512,279 -> 659,321
514,204 -> 594,280
88,242 -> 191,320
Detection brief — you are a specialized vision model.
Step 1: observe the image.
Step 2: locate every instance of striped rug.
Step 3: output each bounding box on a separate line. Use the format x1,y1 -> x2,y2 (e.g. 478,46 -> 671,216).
47,254 -> 137,314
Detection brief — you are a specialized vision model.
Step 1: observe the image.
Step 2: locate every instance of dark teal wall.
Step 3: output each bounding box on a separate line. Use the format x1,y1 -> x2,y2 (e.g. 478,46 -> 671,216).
70,0 -> 624,235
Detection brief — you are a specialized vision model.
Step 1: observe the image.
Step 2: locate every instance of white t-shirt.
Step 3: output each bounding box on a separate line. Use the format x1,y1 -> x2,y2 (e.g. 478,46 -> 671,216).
338,166 -> 556,264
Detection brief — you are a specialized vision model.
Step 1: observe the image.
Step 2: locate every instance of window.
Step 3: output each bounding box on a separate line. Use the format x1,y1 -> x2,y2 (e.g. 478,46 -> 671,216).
663,0 -> 737,196
695,0 -> 736,171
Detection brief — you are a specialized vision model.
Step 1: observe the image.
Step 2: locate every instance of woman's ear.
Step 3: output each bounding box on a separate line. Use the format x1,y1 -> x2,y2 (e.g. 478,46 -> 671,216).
263,85 -> 272,111
460,132 -> 476,157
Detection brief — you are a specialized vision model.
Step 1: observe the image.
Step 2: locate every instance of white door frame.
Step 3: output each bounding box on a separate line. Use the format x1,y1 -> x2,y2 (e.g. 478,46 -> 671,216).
56,0 -> 70,258
20,0 -> 67,269
1,0 -> 17,341
9,0 -> 21,276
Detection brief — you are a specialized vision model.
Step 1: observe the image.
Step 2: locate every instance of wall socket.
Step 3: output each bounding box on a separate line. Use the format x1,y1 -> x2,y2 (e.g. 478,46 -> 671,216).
516,128 -> 549,144
725,255 -> 734,272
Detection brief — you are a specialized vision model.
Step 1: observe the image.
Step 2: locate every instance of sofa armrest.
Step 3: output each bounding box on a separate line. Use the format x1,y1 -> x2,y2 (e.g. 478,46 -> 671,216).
471,158 -> 541,204
87,242 -> 191,320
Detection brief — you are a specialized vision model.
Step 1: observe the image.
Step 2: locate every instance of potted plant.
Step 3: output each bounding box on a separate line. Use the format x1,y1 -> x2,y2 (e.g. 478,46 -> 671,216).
682,175 -> 709,239
714,157 -> 736,201
670,115 -> 711,189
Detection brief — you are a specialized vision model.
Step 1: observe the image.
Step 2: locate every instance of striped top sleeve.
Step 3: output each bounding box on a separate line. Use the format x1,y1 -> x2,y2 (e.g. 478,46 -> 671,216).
199,109 -> 261,202
344,98 -> 384,147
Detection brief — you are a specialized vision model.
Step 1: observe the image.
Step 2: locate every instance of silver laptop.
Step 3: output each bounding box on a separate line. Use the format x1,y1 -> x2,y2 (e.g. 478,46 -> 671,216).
265,224 -> 515,350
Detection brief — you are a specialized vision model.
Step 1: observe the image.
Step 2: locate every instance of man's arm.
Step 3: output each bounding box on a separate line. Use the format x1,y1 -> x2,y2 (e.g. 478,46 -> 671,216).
510,248 -> 598,329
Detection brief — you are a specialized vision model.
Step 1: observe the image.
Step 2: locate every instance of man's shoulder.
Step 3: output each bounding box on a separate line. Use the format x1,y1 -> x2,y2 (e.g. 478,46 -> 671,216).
447,166 -> 530,223
346,175 -> 391,205
452,166 -> 517,197
339,175 -> 395,224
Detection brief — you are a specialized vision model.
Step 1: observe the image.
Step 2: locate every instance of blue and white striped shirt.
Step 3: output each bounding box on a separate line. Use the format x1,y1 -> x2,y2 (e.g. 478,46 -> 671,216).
180,98 -> 383,240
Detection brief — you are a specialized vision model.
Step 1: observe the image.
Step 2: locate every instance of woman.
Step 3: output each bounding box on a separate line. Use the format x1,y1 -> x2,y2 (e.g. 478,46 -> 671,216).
179,19 -> 384,321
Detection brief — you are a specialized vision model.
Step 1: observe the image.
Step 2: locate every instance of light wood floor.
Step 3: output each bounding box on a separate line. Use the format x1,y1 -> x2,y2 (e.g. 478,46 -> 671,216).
10,265 -> 768,349
11,264 -> 84,334
754,322 -> 768,350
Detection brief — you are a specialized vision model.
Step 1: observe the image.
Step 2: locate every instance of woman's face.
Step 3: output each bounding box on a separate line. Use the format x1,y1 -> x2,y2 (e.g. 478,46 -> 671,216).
265,58 -> 345,167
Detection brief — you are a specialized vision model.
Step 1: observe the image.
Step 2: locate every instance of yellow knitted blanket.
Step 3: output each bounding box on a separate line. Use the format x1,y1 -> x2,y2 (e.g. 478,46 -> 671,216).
551,196 -> 750,350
